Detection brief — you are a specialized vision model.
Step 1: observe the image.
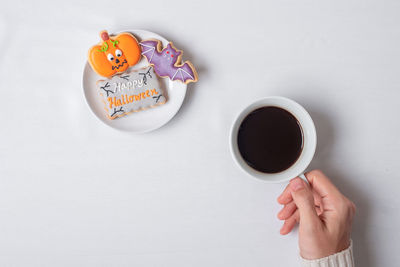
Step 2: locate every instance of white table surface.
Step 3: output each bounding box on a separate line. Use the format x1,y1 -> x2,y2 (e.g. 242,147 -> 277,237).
1,0 -> 399,266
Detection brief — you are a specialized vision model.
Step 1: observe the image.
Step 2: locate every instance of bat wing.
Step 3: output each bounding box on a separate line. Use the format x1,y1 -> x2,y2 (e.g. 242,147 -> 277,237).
171,62 -> 197,83
139,40 -> 160,64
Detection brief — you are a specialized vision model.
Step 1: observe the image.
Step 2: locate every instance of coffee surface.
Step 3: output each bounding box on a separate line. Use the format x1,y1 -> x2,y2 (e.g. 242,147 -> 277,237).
237,107 -> 303,173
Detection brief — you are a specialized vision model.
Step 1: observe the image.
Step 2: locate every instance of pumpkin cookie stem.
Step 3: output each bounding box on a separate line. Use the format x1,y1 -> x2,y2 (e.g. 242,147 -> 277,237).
100,30 -> 109,41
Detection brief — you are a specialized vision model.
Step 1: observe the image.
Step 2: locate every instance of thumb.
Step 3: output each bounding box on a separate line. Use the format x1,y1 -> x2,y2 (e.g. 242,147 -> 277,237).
290,178 -> 320,226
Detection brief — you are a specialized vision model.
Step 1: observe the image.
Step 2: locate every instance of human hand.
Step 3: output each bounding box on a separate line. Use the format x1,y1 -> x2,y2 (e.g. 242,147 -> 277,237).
277,170 -> 356,260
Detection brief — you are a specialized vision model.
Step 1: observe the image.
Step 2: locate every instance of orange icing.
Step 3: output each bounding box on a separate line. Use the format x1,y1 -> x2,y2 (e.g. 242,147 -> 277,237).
107,89 -> 159,109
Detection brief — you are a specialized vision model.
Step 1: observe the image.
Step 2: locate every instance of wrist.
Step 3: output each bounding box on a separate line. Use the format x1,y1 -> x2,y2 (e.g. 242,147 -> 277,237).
300,237 -> 351,260
300,240 -> 354,267
336,237 -> 351,255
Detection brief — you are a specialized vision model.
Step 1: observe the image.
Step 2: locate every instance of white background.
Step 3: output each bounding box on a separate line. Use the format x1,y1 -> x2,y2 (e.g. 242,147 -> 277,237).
1,0 -> 399,266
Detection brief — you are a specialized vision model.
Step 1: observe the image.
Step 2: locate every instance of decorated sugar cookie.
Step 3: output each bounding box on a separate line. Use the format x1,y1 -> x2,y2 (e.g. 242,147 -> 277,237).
97,66 -> 166,120
140,40 -> 198,84
88,31 -> 141,77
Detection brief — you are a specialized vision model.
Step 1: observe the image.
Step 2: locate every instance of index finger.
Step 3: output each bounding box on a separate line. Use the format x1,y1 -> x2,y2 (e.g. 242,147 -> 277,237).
305,169 -> 341,198
277,183 -> 293,204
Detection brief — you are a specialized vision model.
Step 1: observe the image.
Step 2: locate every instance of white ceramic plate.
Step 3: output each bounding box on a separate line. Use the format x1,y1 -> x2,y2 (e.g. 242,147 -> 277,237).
82,30 -> 187,133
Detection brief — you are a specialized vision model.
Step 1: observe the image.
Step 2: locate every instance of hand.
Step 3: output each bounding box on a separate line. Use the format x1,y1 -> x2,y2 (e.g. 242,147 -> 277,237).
277,170 -> 356,260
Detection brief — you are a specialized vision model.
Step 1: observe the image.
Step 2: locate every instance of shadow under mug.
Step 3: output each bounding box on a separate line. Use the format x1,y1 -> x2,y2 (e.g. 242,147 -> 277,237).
229,96 -> 317,183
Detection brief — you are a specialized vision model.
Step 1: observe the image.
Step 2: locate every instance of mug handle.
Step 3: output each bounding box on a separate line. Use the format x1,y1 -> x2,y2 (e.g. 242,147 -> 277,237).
299,173 -> 309,184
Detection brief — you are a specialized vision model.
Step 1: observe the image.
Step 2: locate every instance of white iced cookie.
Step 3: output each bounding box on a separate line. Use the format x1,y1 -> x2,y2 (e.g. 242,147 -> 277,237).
96,66 -> 166,120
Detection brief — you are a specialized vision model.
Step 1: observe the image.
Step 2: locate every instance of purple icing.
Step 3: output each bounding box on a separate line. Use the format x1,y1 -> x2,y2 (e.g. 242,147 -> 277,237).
140,40 -> 196,83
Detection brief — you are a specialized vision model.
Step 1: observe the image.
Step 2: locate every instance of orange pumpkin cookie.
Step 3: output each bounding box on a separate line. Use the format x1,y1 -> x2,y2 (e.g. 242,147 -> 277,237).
88,30 -> 141,77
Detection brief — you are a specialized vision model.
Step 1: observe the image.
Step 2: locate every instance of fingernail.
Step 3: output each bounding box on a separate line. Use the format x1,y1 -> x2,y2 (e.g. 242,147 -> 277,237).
277,209 -> 284,220
290,178 -> 304,192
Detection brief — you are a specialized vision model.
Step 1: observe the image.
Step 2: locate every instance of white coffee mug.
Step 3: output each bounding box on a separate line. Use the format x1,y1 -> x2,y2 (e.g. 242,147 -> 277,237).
229,96 -> 317,183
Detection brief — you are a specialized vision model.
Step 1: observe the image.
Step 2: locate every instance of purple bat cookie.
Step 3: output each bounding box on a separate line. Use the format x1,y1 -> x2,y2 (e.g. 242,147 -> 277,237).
140,40 -> 198,84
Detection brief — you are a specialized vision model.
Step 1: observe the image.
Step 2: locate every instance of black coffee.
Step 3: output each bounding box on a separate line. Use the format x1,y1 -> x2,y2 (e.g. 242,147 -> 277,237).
237,106 -> 303,173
